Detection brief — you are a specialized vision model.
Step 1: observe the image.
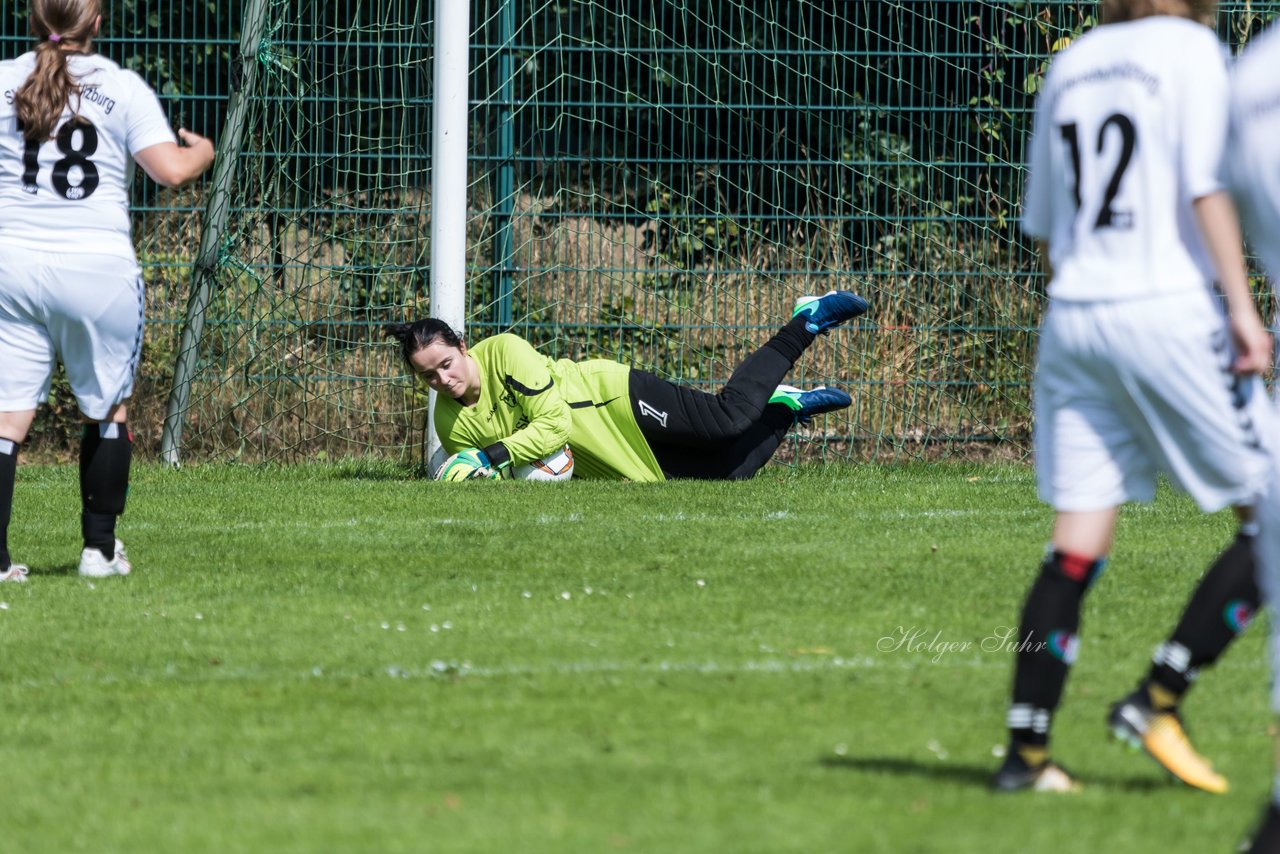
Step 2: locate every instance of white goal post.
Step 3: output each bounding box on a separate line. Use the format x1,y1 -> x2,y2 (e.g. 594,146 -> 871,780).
426,0 -> 470,468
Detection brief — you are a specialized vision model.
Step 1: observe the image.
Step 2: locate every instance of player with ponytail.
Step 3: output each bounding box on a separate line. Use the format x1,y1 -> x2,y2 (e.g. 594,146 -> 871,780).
0,0 -> 215,580
14,0 -> 101,144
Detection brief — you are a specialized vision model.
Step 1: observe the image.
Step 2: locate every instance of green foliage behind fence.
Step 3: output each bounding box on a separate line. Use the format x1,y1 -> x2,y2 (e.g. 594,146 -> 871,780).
2,2 -> 1272,462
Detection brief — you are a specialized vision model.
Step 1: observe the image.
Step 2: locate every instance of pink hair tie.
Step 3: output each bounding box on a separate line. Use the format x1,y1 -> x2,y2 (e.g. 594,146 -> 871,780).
48,33 -> 61,42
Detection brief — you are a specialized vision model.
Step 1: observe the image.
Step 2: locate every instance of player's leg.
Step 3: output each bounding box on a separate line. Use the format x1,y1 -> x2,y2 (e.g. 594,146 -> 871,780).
1149,505 -> 1259,707
1109,504 -> 1258,788
45,253 -> 143,578
1244,804 -> 1280,854
629,291 -> 866,446
994,300 -> 1143,792
1243,475 -> 1280,851
660,387 -> 854,479
76,403 -> 133,577
648,406 -> 793,479
711,292 -> 865,429
1104,297 -> 1271,793
0,411 -> 37,583
0,244 -> 58,582
994,508 -> 1115,793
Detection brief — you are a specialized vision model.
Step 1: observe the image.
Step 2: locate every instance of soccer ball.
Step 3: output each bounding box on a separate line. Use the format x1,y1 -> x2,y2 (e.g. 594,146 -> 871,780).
426,445 -> 449,477
513,446 -> 575,481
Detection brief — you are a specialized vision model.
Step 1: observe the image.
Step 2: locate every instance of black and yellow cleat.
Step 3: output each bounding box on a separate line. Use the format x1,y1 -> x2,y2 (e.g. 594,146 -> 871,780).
1108,689 -> 1227,794
991,750 -> 1081,793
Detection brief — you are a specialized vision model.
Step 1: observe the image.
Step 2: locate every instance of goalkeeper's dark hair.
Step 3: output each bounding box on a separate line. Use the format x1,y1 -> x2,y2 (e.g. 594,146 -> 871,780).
384,318 -> 463,364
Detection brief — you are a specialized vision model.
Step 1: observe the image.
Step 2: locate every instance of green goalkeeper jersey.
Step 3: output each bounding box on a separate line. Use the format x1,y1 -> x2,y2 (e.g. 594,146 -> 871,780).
433,334 -> 665,482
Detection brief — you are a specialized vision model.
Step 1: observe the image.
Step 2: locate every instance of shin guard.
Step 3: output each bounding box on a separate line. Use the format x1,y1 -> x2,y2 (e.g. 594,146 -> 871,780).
1148,531 -> 1259,699
0,439 -> 17,569
80,423 -> 132,559
1008,550 -> 1104,747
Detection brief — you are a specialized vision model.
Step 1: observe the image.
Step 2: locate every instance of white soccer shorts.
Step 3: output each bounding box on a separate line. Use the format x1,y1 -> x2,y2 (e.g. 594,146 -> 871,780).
1034,290 -> 1271,513
0,243 -> 145,421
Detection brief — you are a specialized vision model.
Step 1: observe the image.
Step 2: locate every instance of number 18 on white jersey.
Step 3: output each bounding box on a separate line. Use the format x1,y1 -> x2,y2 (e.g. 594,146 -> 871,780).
0,51 -> 176,259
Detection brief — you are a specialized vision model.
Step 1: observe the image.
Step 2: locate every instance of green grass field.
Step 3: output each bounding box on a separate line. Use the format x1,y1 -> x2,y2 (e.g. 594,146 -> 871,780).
0,461 -> 1272,852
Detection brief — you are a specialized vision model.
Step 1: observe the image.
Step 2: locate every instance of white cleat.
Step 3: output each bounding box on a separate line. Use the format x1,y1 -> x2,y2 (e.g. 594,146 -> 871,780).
78,539 -> 132,578
0,563 -> 29,582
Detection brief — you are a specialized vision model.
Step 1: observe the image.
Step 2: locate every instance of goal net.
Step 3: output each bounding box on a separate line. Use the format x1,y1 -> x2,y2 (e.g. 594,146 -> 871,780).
159,1 -> 1171,463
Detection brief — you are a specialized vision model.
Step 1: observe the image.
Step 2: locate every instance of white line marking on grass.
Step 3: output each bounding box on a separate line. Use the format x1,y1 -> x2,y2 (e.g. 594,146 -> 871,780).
455,657 -> 879,677
15,653 -> 1001,690
412,654 -> 1000,679
125,507 -> 1036,536
536,513 -> 583,524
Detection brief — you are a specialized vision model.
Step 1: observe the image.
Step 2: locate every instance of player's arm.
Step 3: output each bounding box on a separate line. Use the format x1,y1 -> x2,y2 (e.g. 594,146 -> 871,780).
1180,33 -> 1271,374
134,129 -> 215,188
1194,192 -> 1271,374
123,72 -> 215,188
482,335 -> 572,470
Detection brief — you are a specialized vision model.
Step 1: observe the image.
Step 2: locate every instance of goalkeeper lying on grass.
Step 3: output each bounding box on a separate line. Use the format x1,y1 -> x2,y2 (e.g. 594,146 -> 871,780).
384,291 -> 868,481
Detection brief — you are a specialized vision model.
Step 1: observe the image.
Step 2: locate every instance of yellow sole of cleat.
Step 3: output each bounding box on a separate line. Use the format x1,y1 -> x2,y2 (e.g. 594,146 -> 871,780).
1142,719 -> 1228,794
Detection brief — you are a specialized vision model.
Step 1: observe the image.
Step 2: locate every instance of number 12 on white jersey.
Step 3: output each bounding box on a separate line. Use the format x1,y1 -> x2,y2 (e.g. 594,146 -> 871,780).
1058,112 -> 1136,230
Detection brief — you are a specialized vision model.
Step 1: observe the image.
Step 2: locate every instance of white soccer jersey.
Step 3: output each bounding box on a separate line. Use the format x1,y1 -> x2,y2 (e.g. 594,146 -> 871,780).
1021,17 -> 1228,301
1229,25 -> 1280,714
0,52 -> 175,257
1228,25 -> 1280,282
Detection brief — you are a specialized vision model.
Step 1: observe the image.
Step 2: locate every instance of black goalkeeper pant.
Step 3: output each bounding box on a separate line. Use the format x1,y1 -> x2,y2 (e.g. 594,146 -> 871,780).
629,316 -> 816,480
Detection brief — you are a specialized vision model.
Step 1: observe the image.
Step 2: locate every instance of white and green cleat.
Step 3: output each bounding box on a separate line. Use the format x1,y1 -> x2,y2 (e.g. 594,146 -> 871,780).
768,385 -> 852,424
791,290 -> 870,334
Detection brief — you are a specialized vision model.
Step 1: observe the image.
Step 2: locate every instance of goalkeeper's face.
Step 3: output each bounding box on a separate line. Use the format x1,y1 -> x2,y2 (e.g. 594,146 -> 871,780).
410,340 -> 480,404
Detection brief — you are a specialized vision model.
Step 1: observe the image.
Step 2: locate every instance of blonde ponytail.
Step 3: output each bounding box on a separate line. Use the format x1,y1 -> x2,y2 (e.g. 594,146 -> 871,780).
13,0 -> 101,143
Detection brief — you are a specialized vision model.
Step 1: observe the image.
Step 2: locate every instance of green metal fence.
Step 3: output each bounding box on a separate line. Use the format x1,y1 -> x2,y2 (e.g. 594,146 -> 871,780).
2,2 -> 1272,463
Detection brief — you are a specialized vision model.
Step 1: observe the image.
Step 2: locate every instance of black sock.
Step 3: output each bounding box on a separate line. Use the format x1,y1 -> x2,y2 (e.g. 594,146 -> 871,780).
1145,530 -> 1259,703
0,438 -> 18,569
80,423 -> 132,560
764,316 -> 818,364
1008,551 -> 1103,752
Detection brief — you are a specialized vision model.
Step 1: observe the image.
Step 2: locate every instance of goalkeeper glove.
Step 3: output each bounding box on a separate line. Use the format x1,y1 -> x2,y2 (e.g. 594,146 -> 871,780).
434,448 -> 500,481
